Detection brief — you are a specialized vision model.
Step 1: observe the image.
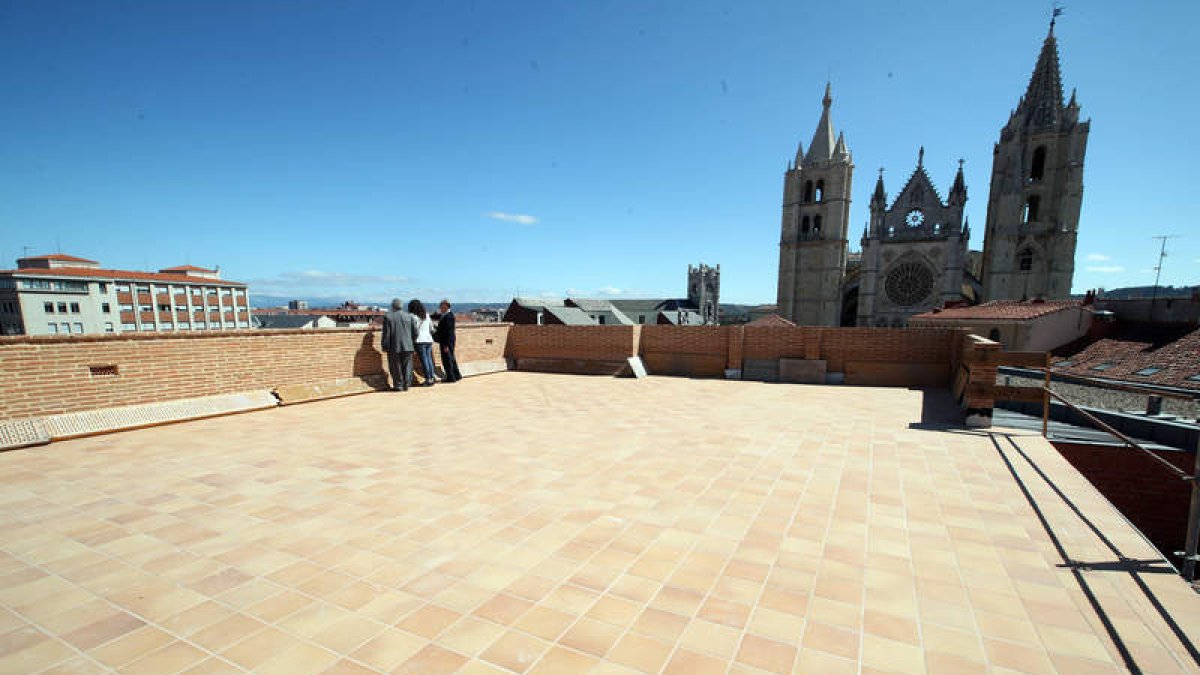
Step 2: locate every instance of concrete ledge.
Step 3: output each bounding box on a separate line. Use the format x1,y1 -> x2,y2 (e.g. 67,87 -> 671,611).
0,418 -> 51,451
514,358 -> 628,376
780,358 -> 827,384
274,375 -> 389,405
459,359 -> 510,378
41,390 -> 280,439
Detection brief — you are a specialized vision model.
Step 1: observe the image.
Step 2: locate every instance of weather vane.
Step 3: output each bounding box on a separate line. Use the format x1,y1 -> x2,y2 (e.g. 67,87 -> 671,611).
1051,4 -> 1064,29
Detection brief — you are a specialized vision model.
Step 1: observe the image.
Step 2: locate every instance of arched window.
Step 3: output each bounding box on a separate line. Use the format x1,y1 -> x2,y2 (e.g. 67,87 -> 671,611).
815,180 -> 825,202
813,215 -> 822,234
1030,146 -> 1047,182
1018,248 -> 1034,272
887,226 -> 895,238
932,222 -> 942,235
1023,195 -> 1040,223
801,216 -> 810,233
803,181 -> 814,203
988,328 -> 1001,342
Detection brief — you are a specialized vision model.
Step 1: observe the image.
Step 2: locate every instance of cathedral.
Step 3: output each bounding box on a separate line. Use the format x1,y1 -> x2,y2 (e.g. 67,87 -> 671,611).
776,19 -> 1090,327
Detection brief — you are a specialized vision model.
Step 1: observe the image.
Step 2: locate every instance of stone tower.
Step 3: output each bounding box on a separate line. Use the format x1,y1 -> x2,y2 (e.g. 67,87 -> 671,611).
858,150 -> 969,326
687,263 -> 720,325
981,19 -> 1089,301
776,83 -> 853,326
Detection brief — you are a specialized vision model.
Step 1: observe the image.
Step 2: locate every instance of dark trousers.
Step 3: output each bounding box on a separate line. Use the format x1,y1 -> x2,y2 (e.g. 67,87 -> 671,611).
440,344 -> 462,382
386,350 -> 413,391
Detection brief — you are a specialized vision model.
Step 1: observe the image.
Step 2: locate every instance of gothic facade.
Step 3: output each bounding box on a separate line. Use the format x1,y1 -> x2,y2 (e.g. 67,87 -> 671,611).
776,21 -> 1088,326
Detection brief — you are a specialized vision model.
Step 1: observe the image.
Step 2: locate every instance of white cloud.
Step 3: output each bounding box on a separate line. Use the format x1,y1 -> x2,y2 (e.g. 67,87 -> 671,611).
597,286 -> 624,296
1085,253 -> 1110,262
246,270 -> 411,297
1086,265 -> 1125,273
486,211 -> 539,225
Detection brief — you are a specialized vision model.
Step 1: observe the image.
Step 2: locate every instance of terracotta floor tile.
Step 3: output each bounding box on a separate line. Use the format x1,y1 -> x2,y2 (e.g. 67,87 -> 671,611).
607,631 -> 673,672
188,611 -> 266,652
255,640 -> 340,675
513,605 -> 576,642
396,603 -> 461,639
662,647 -> 728,675
473,592 -> 534,625
559,617 -> 623,658
528,645 -> 601,674
585,594 -> 642,627
983,637 -> 1056,673
479,630 -> 551,673
348,627 -> 426,672
697,596 -> 752,629
862,608 -> 919,646
220,626 -> 303,670
87,626 -> 174,668
630,607 -> 689,643
678,617 -> 743,660
736,633 -> 798,674
312,614 -> 387,655
120,640 -> 208,675
438,616 -> 507,657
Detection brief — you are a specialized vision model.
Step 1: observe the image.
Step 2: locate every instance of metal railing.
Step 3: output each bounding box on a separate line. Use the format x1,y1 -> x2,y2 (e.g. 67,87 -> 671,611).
1027,367 -> 1200,582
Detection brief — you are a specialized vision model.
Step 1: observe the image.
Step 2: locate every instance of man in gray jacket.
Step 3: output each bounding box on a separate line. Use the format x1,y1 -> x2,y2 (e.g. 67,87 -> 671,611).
381,298 -> 418,391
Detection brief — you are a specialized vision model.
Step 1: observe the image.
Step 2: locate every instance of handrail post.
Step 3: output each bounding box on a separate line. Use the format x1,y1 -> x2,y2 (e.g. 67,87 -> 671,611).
1042,365 -> 1051,438
1183,436 -> 1200,582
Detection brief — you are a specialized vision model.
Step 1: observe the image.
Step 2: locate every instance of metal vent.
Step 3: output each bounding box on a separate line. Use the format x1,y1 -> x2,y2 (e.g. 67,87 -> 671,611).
89,365 -> 119,376
0,419 -> 51,451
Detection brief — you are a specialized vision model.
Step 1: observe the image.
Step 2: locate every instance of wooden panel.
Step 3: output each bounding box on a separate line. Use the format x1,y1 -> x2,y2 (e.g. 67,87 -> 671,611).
844,361 -> 949,387
997,351 -> 1050,368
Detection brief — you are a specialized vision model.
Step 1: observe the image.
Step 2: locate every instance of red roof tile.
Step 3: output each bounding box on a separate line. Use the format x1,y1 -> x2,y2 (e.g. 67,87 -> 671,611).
19,253 -> 98,264
159,265 -> 217,273
747,314 -> 796,327
912,300 -> 1080,321
0,266 -> 246,287
1053,324 -> 1200,391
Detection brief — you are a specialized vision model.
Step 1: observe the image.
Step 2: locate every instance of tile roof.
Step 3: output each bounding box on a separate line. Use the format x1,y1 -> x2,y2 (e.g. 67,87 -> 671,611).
0,266 -> 247,287
19,253 -> 100,264
1052,323 -> 1200,390
158,264 -> 217,273
912,299 -> 1080,321
746,313 -> 797,327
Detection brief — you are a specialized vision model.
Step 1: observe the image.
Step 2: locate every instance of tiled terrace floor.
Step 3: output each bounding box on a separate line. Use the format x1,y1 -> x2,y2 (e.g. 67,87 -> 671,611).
1,372 -> 1198,674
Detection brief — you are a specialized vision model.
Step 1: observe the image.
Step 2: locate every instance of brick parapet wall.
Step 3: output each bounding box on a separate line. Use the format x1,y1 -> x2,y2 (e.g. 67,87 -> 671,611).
1052,441 -> 1196,560
0,324 -> 510,421
505,325 -> 638,361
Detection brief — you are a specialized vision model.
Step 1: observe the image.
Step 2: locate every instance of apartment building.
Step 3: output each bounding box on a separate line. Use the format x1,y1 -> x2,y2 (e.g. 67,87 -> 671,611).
0,254 -> 251,336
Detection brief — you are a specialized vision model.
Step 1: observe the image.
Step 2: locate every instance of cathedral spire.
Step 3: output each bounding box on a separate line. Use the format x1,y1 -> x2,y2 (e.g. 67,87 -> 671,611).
794,140 -> 805,166
1018,19 -> 1065,128
872,168 -> 887,207
805,82 -> 836,164
949,158 -> 967,205
833,132 -> 850,161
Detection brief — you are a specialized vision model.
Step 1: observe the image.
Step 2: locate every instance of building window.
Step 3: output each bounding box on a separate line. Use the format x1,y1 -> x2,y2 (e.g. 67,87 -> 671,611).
801,216 -> 810,234
1030,146 -> 1047,181
119,304 -> 133,312
1053,359 -> 1074,368
135,285 -> 150,293
932,222 -> 942,235
887,226 -> 895,238
115,284 -> 130,292
158,304 -> 171,312
1018,248 -> 1034,272
813,215 -> 822,234
44,301 -> 54,314
60,322 -> 71,334
803,180 -> 814,203
73,322 -> 83,333
1090,362 -> 1114,371
638,315 -> 645,324
70,302 -> 80,313
139,305 -> 152,312
98,282 -> 108,293
121,323 -> 137,331
47,323 -> 58,334
23,280 -> 52,289
104,322 -> 114,333
102,302 -> 111,313
597,316 -> 606,325
1188,374 -> 1200,382
815,180 -> 825,202
1023,195 -> 1040,223
57,302 -> 68,313
1133,366 -> 1162,376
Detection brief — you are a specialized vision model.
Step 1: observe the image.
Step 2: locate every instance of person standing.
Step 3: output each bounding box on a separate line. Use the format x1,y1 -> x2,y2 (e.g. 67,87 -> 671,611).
409,299 -> 437,387
434,299 -> 462,383
381,298 -> 417,391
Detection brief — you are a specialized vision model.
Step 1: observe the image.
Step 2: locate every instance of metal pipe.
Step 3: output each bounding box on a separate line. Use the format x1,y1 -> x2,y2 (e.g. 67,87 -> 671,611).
1045,388 -> 1189,480
1183,438 -> 1200,581
1043,367 -> 1051,438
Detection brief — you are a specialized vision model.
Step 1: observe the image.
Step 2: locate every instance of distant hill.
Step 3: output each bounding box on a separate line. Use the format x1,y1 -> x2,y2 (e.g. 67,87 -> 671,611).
250,294 -> 509,312
1098,285 -> 1199,300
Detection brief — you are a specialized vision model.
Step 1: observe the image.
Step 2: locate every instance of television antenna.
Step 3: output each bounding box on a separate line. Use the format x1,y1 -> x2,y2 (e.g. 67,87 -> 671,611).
1149,234 -> 1181,311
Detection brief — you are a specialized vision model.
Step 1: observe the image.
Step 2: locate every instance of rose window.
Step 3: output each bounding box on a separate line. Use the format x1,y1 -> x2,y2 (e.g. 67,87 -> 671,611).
884,262 -> 935,307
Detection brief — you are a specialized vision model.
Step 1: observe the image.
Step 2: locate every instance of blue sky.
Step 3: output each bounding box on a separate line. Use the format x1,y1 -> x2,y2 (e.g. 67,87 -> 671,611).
1,0 -> 1197,304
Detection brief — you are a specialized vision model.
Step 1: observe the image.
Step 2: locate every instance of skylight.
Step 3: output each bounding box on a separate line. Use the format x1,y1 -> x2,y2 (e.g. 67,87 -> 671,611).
1133,366 -> 1163,376
1090,362 -> 1114,371
1053,359 -> 1074,368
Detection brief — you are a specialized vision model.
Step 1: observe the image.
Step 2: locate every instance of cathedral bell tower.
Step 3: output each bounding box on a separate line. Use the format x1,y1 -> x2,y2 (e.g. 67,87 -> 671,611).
981,18 -> 1089,301
776,83 -> 853,326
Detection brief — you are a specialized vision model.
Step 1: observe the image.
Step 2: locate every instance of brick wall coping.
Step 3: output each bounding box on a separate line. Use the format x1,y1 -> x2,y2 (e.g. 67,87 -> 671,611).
0,322 -> 513,346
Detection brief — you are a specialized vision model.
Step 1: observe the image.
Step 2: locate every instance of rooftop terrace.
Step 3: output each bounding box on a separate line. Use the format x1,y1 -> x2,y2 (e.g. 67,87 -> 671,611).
2,372 -> 1198,674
